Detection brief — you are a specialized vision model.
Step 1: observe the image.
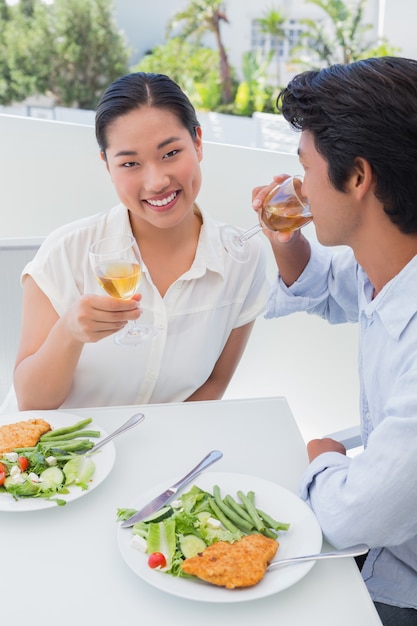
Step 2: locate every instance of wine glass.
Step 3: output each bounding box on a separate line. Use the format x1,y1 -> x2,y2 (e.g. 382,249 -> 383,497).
89,234 -> 156,345
220,175 -> 312,263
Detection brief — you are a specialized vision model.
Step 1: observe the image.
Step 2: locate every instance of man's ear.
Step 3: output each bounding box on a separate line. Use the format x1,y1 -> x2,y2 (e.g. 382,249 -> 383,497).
352,157 -> 373,199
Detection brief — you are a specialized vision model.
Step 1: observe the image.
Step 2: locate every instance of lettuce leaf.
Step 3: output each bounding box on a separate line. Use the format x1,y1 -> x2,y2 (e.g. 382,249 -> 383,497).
63,456 -> 95,490
146,518 -> 176,569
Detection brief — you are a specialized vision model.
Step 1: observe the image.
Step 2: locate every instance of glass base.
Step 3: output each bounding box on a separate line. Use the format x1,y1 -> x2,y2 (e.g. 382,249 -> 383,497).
220,225 -> 251,263
114,324 -> 157,346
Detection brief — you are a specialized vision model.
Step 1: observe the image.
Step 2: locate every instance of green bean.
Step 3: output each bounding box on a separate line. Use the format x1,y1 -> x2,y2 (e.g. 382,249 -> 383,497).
39,429 -> 100,442
208,498 -> 243,536
237,490 -> 265,533
40,418 -> 93,440
261,527 -> 279,539
212,486 -> 253,532
41,440 -> 94,452
224,495 -> 254,524
257,509 -> 290,532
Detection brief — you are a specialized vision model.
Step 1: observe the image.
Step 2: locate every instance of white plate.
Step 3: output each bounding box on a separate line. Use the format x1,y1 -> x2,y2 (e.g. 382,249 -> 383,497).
0,411 -> 115,511
117,471 -> 322,602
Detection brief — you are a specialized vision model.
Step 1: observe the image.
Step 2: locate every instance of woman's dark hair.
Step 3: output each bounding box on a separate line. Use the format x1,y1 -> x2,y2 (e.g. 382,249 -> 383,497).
95,72 -> 200,156
277,57 -> 417,233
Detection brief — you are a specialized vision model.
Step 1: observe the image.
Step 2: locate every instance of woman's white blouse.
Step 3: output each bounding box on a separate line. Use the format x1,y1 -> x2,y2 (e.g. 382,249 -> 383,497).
22,204 -> 269,408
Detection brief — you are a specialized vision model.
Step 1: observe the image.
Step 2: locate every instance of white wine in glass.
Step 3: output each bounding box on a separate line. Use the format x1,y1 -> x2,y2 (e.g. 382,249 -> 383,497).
220,176 -> 312,263
89,234 -> 156,345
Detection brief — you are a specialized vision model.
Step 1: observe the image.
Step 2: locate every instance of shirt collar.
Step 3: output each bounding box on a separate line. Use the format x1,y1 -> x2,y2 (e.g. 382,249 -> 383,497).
111,203 -> 225,279
192,206 -> 225,277
362,254 -> 417,340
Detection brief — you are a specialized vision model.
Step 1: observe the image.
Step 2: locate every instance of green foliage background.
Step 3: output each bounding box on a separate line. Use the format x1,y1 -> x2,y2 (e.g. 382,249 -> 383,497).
0,0 -> 129,108
0,0 -> 400,115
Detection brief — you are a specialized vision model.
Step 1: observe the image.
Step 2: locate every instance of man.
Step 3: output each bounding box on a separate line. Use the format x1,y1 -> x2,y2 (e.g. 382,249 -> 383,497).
255,57 -> 417,625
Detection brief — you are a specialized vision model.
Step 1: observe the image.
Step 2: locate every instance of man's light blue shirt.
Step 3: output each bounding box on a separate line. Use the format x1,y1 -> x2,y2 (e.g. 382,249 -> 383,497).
266,241 -> 417,609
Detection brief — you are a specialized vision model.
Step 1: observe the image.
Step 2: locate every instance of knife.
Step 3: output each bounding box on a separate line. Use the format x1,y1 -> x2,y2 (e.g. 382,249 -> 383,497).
121,449 -> 223,528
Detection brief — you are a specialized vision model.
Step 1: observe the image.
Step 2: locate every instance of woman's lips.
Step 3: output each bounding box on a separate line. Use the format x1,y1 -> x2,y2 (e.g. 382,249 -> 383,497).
144,190 -> 179,211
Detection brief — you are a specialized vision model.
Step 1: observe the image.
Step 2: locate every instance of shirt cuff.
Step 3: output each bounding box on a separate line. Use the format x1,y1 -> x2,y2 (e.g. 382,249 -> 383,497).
299,451 -> 350,501
265,241 -> 333,319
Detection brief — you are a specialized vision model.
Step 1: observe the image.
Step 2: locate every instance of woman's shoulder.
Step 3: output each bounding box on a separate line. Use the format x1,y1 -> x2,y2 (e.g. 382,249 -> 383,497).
39,204 -> 128,250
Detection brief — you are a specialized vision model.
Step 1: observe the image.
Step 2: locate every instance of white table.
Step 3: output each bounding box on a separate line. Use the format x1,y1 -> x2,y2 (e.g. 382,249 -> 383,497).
1,397 -> 381,625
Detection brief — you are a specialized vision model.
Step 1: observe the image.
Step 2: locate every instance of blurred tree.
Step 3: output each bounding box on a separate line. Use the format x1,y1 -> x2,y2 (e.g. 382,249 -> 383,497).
254,7 -> 287,86
167,0 -> 234,104
0,0 -> 54,104
49,0 -> 129,108
19,0 -> 36,17
297,0 -> 398,66
0,0 -> 130,108
0,0 -> 10,101
135,38 -> 222,111
234,50 -> 275,116
0,0 -> 9,21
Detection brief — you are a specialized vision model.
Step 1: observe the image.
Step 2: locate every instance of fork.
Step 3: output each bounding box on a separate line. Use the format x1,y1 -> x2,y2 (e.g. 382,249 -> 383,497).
267,543 -> 369,570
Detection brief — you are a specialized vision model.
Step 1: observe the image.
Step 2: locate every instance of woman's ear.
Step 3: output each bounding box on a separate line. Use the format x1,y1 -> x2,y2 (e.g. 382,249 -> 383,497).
100,150 -> 110,174
194,126 -> 203,162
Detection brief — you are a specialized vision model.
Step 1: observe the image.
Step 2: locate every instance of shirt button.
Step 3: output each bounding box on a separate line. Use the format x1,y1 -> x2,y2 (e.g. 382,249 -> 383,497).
148,371 -> 157,380
157,322 -> 165,330
175,282 -> 182,289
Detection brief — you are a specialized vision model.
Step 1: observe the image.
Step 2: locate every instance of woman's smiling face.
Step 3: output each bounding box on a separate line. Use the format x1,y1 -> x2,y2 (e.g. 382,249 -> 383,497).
103,105 -> 203,230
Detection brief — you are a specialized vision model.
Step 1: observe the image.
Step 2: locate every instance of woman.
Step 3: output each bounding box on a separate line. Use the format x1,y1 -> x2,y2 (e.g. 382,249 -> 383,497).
12,72 -> 268,410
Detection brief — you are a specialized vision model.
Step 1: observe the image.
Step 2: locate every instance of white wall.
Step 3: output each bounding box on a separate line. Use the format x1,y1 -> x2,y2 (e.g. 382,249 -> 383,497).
0,114 -> 117,238
0,113 -> 297,238
383,0 -> 417,58
0,114 -> 359,443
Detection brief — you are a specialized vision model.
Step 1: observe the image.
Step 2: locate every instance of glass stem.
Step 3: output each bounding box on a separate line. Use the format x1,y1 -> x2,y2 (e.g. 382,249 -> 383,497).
238,224 -> 262,245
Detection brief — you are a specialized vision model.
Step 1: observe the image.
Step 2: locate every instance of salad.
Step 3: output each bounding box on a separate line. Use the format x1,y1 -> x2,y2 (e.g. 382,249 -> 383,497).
117,483 -> 290,577
0,418 -> 99,505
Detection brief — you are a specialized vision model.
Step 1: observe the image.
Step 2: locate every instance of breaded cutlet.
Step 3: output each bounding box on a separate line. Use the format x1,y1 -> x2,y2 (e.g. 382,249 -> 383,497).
181,533 -> 278,588
0,419 -> 52,454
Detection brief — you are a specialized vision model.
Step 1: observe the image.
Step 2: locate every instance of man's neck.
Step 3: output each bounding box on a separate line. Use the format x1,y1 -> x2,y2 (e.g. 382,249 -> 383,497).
353,228 -> 417,296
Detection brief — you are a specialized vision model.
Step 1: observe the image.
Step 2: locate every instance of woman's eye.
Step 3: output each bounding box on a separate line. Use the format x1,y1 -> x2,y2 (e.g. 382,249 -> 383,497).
163,149 -> 179,159
122,161 -> 138,168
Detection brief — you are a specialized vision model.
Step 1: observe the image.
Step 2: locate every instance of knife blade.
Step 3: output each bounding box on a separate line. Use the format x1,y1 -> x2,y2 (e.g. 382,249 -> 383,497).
121,449 -> 223,528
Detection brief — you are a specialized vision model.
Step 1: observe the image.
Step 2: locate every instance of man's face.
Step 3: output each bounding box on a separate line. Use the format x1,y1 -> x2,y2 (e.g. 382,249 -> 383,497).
298,130 -> 362,248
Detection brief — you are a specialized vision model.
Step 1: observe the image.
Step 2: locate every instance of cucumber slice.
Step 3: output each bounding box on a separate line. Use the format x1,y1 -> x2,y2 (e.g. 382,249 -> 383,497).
142,506 -> 173,523
40,466 -> 65,492
180,534 -> 207,558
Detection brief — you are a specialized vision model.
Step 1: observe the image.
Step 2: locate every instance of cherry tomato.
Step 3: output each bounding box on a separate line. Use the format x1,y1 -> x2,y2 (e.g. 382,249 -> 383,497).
0,471 -> 5,486
148,552 -> 167,569
17,456 -> 29,472
0,462 -> 7,474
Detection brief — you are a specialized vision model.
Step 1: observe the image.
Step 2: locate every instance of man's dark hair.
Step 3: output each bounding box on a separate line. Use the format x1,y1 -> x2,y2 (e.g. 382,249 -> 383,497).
277,57 -> 417,233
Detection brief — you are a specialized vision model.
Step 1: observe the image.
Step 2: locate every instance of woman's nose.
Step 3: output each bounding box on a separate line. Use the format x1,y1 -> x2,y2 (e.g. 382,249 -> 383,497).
143,165 -> 170,192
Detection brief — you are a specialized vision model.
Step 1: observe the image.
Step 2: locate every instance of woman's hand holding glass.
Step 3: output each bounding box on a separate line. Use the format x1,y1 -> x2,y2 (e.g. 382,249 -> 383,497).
89,234 -> 156,346
63,292 -> 142,345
